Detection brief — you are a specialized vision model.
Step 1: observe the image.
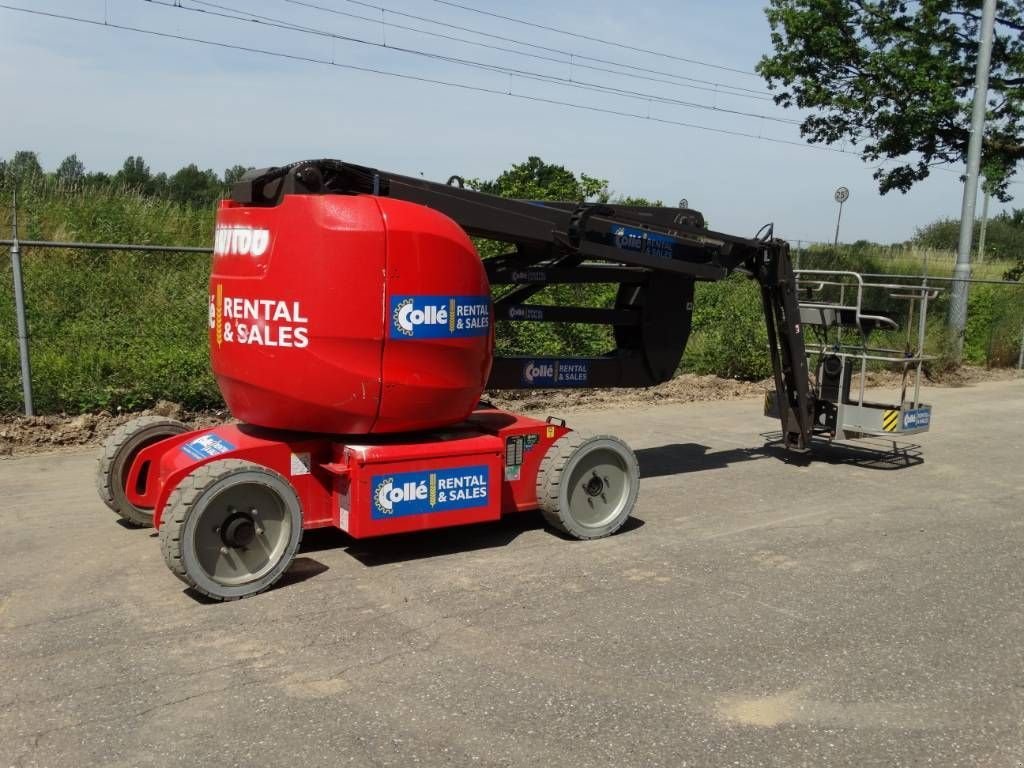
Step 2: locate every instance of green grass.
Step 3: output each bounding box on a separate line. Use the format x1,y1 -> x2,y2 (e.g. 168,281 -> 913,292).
1,186 -> 1021,414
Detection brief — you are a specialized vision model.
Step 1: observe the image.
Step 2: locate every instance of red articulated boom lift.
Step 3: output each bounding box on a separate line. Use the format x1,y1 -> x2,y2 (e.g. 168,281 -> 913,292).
94,159 -> 927,600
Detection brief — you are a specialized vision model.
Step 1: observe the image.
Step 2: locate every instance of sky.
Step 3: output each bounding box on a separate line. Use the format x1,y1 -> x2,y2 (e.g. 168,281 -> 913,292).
0,0 -> 1015,245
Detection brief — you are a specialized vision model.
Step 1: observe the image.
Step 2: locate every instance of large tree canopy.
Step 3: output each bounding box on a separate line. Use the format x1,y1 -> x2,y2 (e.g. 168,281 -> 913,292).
468,156 -> 609,202
758,0 -> 1024,199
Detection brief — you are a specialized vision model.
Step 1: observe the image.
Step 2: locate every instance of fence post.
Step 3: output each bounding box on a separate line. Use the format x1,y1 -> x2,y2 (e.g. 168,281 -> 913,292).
1018,318 -> 1024,373
9,190 -> 34,416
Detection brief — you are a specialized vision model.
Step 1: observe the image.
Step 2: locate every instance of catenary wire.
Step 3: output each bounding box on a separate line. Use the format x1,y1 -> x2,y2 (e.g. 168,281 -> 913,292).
430,0 -> 761,77
162,0 -> 801,125
0,3 -> 846,154
282,0 -> 770,97
272,0 -> 774,101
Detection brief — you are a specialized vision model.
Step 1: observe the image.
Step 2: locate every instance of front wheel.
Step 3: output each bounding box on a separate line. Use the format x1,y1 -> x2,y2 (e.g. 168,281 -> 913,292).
536,432 -> 640,540
159,459 -> 303,601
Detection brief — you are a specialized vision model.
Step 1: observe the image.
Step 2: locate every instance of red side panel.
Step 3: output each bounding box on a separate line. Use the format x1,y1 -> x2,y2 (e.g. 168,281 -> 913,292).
137,424 -> 336,530
126,410 -> 569,542
331,410 -> 569,539
469,410 -> 570,514
336,429 -> 503,538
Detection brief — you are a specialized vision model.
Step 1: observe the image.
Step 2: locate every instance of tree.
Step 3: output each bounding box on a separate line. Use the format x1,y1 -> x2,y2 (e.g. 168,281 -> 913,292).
758,1 -> 1024,199
149,172 -> 169,198
467,157 -> 616,357
84,171 -> 112,187
55,154 -> 85,187
5,150 -> 44,186
610,195 -> 663,206
468,156 -> 609,202
115,155 -> 152,191
224,164 -> 251,186
915,208 -> 1024,260
167,163 -> 224,207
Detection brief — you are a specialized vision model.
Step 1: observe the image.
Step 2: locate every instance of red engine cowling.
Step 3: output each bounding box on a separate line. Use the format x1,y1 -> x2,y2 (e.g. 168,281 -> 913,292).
209,194 -> 493,434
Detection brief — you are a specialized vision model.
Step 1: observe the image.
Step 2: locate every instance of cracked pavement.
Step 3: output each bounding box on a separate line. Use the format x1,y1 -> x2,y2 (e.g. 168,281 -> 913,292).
1,378 -> 1023,767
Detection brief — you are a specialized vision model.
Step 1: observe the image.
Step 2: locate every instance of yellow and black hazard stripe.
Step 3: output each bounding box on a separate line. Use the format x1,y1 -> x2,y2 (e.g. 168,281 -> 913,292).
881,409 -> 900,432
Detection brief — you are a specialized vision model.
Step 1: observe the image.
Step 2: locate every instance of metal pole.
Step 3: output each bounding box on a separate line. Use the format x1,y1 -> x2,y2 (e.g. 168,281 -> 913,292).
9,189 -> 34,416
833,200 -> 844,247
977,183 -> 990,264
949,0 -> 997,361
1018,318 -> 1024,373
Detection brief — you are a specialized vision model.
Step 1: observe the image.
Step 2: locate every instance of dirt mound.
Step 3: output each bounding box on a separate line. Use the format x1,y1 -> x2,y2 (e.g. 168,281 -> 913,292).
1,366 -> 1017,456
487,373 -> 768,414
845,364 -> 1018,392
488,366 -> 1018,415
0,401 -> 228,457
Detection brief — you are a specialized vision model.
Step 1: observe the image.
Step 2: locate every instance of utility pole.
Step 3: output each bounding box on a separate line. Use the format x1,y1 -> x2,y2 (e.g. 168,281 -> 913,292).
977,182 -> 991,264
949,0 -> 997,361
833,186 -> 849,247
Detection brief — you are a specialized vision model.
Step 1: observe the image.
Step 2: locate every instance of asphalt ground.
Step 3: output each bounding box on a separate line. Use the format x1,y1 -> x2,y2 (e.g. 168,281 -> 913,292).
1,377 -> 1022,767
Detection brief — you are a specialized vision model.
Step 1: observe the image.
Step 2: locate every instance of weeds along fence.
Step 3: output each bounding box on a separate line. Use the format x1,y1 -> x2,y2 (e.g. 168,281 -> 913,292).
2,223 -> 1023,417
792,242 -> 1006,268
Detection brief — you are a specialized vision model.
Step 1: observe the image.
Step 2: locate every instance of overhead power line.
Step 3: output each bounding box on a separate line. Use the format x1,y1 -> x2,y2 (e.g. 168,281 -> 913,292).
0,3 -> 845,155
281,0 -> 770,99
430,0 -> 761,78
166,0 -> 800,126
277,0 -> 772,101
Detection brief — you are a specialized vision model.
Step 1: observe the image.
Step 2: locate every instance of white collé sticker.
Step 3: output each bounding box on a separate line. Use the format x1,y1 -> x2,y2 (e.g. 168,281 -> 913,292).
290,452 -> 311,476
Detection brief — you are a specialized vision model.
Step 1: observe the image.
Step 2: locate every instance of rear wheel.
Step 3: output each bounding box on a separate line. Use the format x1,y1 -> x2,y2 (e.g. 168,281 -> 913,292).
159,459 -> 303,601
536,432 -> 640,540
96,416 -> 188,527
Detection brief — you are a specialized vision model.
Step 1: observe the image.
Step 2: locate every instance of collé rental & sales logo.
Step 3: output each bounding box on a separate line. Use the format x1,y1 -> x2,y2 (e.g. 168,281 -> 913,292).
210,284 -> 310,349
371,466 -> 490,519
521,359 -> 590,387
390,296 -> 491,339
902,408 -> 931,430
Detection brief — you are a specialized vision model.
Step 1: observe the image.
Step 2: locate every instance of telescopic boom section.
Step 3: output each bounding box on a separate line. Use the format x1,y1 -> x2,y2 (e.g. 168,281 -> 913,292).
232,159 -> 813,451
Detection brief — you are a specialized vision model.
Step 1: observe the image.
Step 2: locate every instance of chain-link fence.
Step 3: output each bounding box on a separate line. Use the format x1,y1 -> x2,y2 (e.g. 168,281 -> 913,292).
1,238 -> 216,415
1,186 -> 220,415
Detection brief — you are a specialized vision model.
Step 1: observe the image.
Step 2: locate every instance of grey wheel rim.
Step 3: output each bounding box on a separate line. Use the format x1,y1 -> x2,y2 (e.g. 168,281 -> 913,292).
565,446 -> 633,529
186,479 -> 293,587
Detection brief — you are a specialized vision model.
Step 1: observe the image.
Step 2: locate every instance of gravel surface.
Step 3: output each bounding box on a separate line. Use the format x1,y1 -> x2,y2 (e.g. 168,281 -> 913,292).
1,377 -> 1021,767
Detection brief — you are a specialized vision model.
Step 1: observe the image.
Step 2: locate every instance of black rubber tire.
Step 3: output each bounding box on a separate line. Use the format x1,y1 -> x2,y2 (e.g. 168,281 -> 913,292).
536,432 -> 640,540
96,415 -> 188,528
159,459 -> 303,601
